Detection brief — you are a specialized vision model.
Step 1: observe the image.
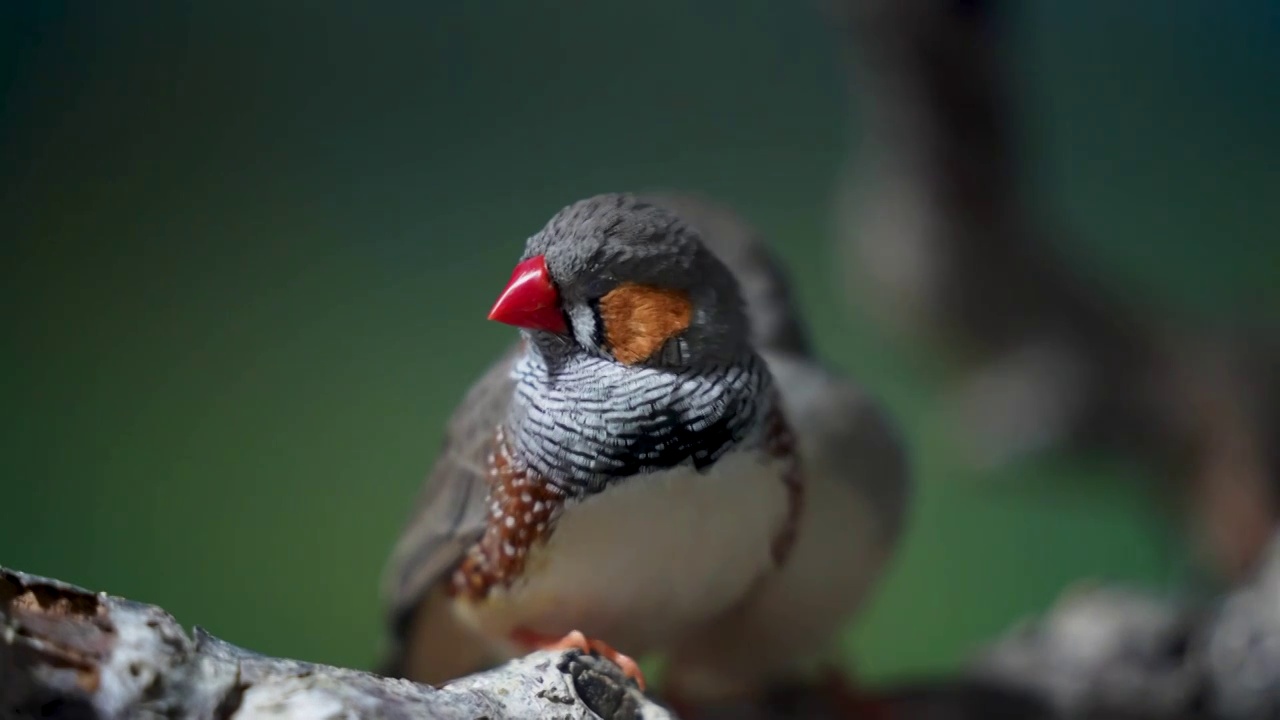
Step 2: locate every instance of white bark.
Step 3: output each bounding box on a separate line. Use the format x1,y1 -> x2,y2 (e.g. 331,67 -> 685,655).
0,567 -> 671,720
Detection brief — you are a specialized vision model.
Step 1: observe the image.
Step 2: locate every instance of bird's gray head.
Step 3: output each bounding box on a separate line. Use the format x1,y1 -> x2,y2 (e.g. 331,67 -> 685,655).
488,193 -> 751,368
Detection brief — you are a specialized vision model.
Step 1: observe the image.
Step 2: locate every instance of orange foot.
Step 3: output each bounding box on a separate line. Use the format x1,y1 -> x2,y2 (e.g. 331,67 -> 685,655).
511,627 -> 646,692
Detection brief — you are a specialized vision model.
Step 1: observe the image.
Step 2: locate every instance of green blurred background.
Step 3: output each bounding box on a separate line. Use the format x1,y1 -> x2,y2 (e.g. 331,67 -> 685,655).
3,1 -> 1277,684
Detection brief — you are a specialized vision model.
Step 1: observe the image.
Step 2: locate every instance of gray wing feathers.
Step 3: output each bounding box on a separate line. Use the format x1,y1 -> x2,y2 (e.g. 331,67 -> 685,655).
666,356 -> 911,694
378,343 -> 520,676
640,192 -> 814,358
767,351 -> 912,547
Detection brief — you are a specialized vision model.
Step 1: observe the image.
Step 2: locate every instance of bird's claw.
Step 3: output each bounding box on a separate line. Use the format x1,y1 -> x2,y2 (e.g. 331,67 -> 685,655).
513,627 -> 646,691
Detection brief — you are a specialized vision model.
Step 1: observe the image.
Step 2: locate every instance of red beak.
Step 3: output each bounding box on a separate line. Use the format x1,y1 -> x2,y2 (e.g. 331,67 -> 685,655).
487,255 -> 569,334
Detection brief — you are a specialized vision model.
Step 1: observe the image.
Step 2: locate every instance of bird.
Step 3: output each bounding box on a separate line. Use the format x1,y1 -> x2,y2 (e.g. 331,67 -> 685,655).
377,192 -> 911,706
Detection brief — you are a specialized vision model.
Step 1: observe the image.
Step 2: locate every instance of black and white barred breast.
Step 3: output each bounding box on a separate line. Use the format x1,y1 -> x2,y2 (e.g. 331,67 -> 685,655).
507,351 -> 773,495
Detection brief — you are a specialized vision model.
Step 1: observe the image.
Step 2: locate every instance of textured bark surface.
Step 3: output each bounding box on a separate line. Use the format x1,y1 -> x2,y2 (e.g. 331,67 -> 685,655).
971,529 -> 1280,720
0,567 -> 671,720
0,565 -> 1040,720
6,557 -> 1280,719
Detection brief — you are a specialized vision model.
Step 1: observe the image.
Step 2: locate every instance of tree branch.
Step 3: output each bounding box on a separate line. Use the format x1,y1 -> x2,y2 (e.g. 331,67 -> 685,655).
0,567 -> 671,720
970,528 -> 1280,720
8,557 -> 1280,719
0,565 -> 1049,720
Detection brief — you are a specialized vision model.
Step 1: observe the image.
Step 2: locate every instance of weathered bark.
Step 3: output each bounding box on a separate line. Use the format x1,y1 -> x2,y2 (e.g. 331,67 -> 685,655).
0,567 -> 671,720
0,565 -> 1051,720
7,558 -> 1280,719
971,529 -> 1280,720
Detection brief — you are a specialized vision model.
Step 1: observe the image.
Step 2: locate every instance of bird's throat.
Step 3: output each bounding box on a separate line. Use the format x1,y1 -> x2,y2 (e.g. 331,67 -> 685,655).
506,350 -> 773,496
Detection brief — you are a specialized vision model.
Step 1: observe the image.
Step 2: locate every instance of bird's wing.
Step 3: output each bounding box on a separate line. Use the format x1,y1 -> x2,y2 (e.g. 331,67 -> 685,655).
377,342 -> 520,680
640,192 -> 814,359
667,351 -> 911,698
767,351 -> 911,549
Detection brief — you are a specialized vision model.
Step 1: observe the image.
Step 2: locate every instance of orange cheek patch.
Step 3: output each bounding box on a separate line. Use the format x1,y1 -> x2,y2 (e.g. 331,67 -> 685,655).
598,282 -> 694,365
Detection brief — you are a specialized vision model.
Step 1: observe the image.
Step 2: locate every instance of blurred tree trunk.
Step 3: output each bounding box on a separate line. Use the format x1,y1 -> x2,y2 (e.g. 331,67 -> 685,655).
827,0 -> 1279,581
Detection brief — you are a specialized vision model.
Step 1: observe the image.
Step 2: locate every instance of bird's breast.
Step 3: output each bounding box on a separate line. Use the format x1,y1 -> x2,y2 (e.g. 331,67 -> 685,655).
507,352 -> 771,491
454,447 -> 793,655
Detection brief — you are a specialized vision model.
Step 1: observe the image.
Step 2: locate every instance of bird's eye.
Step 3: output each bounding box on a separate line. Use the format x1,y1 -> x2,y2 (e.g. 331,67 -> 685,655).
586,297 -> 607,350
657,336 -> 686,366
582,276 -> 619,301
